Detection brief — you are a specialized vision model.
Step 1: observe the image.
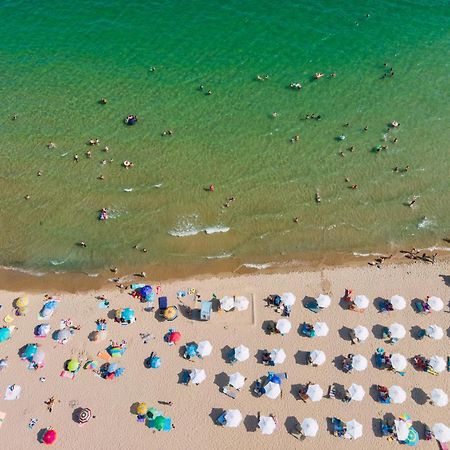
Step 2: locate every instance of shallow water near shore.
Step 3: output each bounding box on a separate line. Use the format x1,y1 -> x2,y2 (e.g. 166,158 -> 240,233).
0,0 -> 449,277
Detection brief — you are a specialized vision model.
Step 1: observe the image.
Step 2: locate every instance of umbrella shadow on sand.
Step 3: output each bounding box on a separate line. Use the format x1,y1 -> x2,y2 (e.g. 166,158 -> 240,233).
107,309 -> 117,320
412,420 -> 426,440
130,402 -> 140,415
371,324 -> 385,339
294,350 -> 309,365
411,387 -> 428,405
289,384 -> 302,400
338,326 -> 353,342
373,297 -> 387,311
36,428 -> 47,443
209,408 -> 223,425
301,296 -> 316,308
285,416 -> 300,434
410,325 -> 424,340
244,414 -> 258,432
220,345 -> 233,363
332,355 -> 345,372
72,407 -> 83,424
213,372 -> 228,390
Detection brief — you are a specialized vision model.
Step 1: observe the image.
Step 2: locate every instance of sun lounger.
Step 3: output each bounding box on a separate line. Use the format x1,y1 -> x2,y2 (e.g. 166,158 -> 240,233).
328,384 -> 336,399
200,301 -> 212,321
158,297 -> 168,314
216,412 -> 227,426
60,370 -> 75,380
268,371 -> 288,380
221,386 -> 237,399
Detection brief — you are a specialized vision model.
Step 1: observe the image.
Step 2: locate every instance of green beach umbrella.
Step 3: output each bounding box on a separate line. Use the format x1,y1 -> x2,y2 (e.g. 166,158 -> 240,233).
153,415 -> 166,431
67,358 -> 80,372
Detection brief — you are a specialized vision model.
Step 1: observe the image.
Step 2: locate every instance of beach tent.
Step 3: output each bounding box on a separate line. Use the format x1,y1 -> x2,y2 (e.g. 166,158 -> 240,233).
313,322 -> 329,337
224,410 -> 242,428
391,353 -> 407,371
427,296 -> 444,311
431,389 -> 448,407
276,319 -> 291,335
426,325 -> 444,340
281,293 -> 296,307
229,372 -> 245,390
432,423 -> 450,443
300,418 -> 318,437
388,323 -> 406,340
234,345 -> 249,362
220,296 -> 234,312
234,296 -> 249,311
348,383 -> 365,401
389,385 -> 406,404
390,295 -> 406,310
429,355 -> 446,373
353,295 -> 369,309
269,348 -> 286,365
351,354 -> 368,371
306,384 -> 323,402
353,326 -> 369,342
197,341 -> 212,357
309,350 -> 326,366
264,382 -> 281,399
345,419 -> 363,440
190,368 -> 206,385
258,416 -> 276,435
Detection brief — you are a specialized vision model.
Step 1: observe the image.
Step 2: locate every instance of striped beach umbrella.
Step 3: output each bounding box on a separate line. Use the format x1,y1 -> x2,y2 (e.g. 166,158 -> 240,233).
78,408 -> 92,424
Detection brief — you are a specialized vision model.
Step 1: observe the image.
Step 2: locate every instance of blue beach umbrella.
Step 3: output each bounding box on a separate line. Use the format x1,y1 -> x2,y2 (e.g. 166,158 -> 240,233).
140,285 -> 152,299
269,375 -> 282,385
122,308 -> 135,321
0,327 -> 11,343
22,343 -> 38,360
108,362 -> 118,373
150,356 -> 161,369
185,344 -> 198,358
114,367 -> 125,377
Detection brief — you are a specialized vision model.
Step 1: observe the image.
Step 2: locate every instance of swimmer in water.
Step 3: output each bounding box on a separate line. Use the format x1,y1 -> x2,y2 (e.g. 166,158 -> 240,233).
74,154 -> 79,162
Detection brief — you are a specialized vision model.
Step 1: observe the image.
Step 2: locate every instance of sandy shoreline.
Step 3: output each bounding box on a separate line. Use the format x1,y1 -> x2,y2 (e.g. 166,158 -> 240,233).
0,260 -> 449,449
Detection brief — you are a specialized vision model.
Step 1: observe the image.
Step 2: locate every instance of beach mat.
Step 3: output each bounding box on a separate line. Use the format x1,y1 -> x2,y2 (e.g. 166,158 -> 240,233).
60,370 -> 75,380
97,351 -> 111,362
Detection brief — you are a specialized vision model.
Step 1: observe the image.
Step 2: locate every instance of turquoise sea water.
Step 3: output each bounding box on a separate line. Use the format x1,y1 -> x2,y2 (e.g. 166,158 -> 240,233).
0,0 -> 449,276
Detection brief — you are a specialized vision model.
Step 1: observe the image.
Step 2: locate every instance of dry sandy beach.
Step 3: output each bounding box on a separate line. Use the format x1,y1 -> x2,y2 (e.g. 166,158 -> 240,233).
0,260 -> 449,449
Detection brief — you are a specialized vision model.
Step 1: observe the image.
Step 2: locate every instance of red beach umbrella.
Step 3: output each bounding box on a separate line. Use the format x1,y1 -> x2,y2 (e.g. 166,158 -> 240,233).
43,429 -> 57,445
168,331 -> 181,344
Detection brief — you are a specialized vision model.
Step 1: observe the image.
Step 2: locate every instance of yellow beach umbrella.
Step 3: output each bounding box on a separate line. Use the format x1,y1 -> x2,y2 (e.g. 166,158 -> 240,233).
16,296 -> 29,308
137,403 -> 147,415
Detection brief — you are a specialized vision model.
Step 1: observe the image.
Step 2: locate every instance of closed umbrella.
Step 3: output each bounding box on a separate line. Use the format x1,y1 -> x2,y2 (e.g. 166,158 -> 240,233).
429,355 -> 446,373
301,418 -> 318,437
431,388 -> 448,407
316,294 -> 331,309
234,345 -> 249,362
353,326 -> 369,342
269,348 -> 286,365
264,381 -> 281,399
388,323 -> 406,340
389,385 -> 407,404
352,354 -> 368,371
234,296 -> 249,311
391,353 -> 407,371
348,383 -> 365,401
224,409 -> 242,428
258,416 -> 277,435
306,384 -> 323,402
197,340 -> 212,357
42,429 -> 57,445
390,295 -> 406,310
427,296 -> 444,312
395,420 -> 409,441
276,319 -> 291,335
229,372 -> 245,390
353,295 -> 369,309
313,322 -> 329,337
220,296 -> 234,312
281,292 -> 296,307
426,325 -> 444,340
190,368 -> 206,385
346,419 -> 363,439
78,408 -> 92,424
432,423 -> 450,443
309,350 -> 326,366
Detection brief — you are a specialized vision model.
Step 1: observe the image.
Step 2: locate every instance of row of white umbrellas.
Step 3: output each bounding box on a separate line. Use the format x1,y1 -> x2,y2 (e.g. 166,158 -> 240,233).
387,323 -> 444,340
220,296 -> 250,311
354,295 -> 444,311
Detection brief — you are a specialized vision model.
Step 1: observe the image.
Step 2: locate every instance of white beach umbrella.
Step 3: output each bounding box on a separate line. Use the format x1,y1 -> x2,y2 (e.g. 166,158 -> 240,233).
348,383 -> 365,401
345,419 -> 363,440
316,294 -> 331,309
388,323 -> 406,340
426,325 -> 444,340
281,292 -> 296,307
234,296 -> 249,311
224,409 -> 242,428
190,368 -> 206,385
306,384 -> 323,402
276,319 -> 291,335
269,348 -> 286,365
301,418 -> 319,437
427,296 -> 444,312
431,388 -> 449,407
309,350 -> 326,366
264,382 -> 281,400
234,345 -> 250,362
390,295 -> 406,310
229,372 -> 245,390
391,353 -> 407,371
197,340 -> 212,357
220,296 -> 235,312
258,416 -> 277,435
389,385 -> 407,404
432,423 -> 450,443
352,354 -> 368,371
353,325 -> 369,342
429,355 -> 446,373
32,349 -> 45,365
313,322 -> 329,337
395,420 -> 409,441
55,328 -> 72,341
353,295 -> 369,309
